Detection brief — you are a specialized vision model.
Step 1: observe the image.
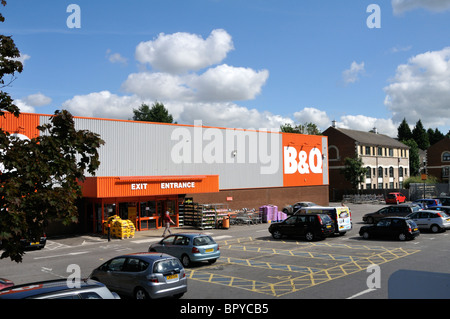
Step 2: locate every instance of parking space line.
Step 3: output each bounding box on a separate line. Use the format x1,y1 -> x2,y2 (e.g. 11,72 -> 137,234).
186,237 -> 423,297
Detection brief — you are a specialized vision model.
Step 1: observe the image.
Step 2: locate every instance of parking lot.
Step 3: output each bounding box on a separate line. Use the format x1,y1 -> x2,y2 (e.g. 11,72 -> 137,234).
1,202 -> 450,299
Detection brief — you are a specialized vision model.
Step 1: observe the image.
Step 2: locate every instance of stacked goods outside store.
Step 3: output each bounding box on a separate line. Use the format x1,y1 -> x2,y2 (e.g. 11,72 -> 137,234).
259,205 -> 287,223
103,215 -> 136,239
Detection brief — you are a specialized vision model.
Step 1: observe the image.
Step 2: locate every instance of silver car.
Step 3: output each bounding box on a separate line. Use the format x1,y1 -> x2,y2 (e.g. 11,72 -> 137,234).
149,233 -> 220,267
0,279 -> 120,299
90,252 -> 187,299
407,210 -> 450,233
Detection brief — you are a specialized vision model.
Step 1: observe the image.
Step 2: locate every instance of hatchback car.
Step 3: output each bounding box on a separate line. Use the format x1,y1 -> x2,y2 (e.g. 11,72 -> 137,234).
412,198 -> 441,209
385,192 -> 406,204
362,204 -> 421,224
427,206 -> 450,215
90,252 -> 187,299
359,217 -> 419,241
149,233 -> 220,267
407,210 -> 450,233
0,279 -> 120,299
268,213 -> 335,241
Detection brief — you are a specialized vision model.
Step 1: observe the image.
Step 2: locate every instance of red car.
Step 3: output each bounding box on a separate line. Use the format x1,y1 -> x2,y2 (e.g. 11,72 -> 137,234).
385,192 -> 406,204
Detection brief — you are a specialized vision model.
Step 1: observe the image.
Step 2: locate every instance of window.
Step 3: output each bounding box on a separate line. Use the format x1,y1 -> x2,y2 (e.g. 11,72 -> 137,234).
443,166 -> 450,178
378,167 -> 383,177
443,152 -> 450,162
366,167 -> 371,178
399,167 -> 403,177
107,258 -> 126,271
377,147 -> 383,156
365,146 -> 371,155
389,167 -> 394,177
389,148 -> 393,157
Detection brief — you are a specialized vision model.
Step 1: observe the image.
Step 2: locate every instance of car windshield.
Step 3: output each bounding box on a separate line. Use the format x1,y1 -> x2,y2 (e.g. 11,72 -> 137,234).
193,236 -> 216,246
153,258 -> 183,274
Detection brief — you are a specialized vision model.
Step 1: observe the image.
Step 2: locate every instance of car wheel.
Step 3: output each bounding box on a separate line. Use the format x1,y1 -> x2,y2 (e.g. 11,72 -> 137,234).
134,287 -> 149,299
398,233 -> 407,241
208,259 -> 217,265
181,254 -> 191,267
430,224 -> 441,233
272,230 -> 283,239
305,232 -> 314,241
362,231 -> 370,239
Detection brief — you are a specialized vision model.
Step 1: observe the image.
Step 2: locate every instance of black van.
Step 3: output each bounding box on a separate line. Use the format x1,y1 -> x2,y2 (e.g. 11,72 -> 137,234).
269,213 -> 335,241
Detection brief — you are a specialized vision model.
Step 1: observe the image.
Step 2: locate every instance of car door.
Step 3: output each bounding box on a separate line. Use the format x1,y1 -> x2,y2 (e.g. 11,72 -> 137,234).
408,212 -> 422,228
157,235 -> 176,254
279,216 -> 300,236
168,235 -> 189,259
100,257 -> 127,292
374,219 -> 392,238
119,257 -> 145,295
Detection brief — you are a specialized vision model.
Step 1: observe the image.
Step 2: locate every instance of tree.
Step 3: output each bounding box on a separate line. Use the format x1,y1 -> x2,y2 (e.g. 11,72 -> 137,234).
402,139 -> 421,176
412,119 -> 429,150
132,102 -> 175,123
0,110 -> 105,262
0,2 -> 105,262
280,122 -> 321,135
341,157 -> 368,191
397,118 -> 412,142
427,128 -> 444,146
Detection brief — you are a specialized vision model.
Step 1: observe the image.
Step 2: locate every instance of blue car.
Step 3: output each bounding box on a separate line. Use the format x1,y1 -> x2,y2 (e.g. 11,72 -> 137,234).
412,198 -> 442,209
149,233 -> 220,267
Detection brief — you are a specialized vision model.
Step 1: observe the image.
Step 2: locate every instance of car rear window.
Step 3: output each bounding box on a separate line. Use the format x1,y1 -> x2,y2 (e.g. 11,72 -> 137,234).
153,258 -> 183,274
319,214 -> 332,223
193,236 -> 216,246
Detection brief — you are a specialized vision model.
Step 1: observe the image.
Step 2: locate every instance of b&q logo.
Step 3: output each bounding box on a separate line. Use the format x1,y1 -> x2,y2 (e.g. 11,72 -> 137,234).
282,134 -> 326,187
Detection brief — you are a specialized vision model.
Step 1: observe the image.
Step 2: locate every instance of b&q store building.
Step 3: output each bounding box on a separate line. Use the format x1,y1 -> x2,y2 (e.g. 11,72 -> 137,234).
2,112 -> 329,234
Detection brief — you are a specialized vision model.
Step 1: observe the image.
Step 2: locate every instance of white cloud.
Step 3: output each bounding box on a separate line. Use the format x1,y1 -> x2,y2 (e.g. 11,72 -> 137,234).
188,65 -> 269,102
62,91 -> 147,119
342,61 -> 365,84
293,107 -> 331,130
384,47 -> 450,129
392,0 -> 450,14
12,53 -> 31,66
106,49 -> 128,65
135,29 -> 234,74
337,115 -> 398,137
14,100 -> 35,113
22,92 -> 52,107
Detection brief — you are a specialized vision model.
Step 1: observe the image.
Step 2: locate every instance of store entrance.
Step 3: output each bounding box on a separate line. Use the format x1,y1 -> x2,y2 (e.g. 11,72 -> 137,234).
83,196 -> 181,233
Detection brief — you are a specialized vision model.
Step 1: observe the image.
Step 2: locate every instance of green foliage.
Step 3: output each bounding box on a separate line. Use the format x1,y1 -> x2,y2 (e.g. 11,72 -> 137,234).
280,122 -> 321,135
403,175 -> 439,189
0,110 -> 104,262
397,118 -> 412,141
341,157 -> 368,191
401,139 -> 421,176
132,102 -> 175,123
412,119 -> 430,150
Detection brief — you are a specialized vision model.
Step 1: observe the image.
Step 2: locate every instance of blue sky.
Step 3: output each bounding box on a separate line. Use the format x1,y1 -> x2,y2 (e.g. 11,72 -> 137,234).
3,0 -> 450,136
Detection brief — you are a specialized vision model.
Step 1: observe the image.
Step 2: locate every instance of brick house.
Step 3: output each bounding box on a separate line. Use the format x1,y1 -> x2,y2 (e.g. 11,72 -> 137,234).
323,123 -> 410,200
427,137 -> 450,183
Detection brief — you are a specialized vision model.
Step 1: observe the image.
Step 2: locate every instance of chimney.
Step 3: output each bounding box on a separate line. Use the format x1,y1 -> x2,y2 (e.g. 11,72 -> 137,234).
332,120 -> 337,128
373,127 -> 378,134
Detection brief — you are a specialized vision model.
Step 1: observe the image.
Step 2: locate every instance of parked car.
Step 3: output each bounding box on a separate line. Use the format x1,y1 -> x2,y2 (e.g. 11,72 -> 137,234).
412,198 -> 441,209
269,213 -> 335,241
0,278 -> 14,291
90,252 -> 187,299
359,217 -> 419,241
282,201 -> 318,215
294,206 -> 352,235
0,279 -> 120,299
427,206 -> 450,215
385,192 -> 406,204
435,196 -> 450,206
406,210 -> 450,233
362,204 -> 421,224
149,233 -> 220,267
20,234 -> 47,250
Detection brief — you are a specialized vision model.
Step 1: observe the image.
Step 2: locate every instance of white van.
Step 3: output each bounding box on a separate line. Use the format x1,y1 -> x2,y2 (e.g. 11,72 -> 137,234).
294,206 -> 352,235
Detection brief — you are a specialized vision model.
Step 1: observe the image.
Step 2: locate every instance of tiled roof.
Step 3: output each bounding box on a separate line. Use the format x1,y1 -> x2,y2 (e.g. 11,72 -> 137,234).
329,127 -> 409,148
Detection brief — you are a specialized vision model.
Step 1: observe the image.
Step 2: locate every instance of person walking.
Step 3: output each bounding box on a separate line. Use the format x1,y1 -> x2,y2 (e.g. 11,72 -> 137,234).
162,211 -> 175,237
